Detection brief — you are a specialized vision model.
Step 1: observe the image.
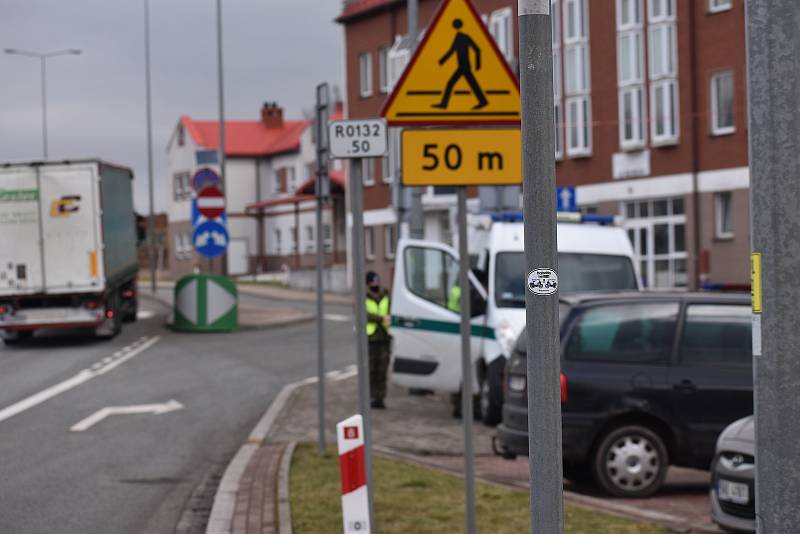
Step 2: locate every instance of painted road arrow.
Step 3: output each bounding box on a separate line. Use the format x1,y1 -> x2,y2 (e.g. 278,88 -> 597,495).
70,400 -> 184,432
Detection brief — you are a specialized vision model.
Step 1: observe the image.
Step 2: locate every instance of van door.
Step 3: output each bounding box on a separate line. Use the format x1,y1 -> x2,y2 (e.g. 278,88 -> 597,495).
668,302 -> 753,467
391,239 -> 488,394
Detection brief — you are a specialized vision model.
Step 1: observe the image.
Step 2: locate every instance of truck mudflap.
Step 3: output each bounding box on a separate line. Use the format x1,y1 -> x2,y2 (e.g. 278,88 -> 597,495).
0,307 -> 105,331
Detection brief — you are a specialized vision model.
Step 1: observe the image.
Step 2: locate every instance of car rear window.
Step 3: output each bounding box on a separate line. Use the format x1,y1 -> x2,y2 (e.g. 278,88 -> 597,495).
564,302 -> 679,363
679,304 -> 752,366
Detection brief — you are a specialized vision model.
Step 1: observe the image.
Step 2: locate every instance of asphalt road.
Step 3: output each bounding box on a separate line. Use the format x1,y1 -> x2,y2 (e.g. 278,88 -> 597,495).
0,293 -> 355,534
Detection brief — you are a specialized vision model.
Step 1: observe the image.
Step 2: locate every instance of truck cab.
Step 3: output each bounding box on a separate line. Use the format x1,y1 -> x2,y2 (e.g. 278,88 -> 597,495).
390,212 -> 641,425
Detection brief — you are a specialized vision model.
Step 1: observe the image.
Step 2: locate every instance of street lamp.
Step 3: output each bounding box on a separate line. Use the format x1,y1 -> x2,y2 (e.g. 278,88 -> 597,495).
4,48 -> 82,160
143,0 -> 157,293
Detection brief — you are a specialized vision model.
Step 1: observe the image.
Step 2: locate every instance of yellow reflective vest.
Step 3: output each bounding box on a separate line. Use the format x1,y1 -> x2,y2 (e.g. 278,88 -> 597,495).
366,295 -> 391,336
447,285 -> 461,313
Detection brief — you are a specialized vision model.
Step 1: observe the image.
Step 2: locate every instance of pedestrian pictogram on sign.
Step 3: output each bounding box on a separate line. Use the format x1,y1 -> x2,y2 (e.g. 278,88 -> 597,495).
381,0 -> 521,126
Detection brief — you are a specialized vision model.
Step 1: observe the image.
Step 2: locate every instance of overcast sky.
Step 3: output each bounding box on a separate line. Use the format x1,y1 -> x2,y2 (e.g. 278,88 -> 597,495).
0,0 -> 343,213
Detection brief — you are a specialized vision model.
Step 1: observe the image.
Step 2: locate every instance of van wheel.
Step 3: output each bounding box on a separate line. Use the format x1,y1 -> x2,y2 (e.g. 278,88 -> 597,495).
479,358 -> 504,426
451,391 -> 482,420
592,425 -> 668,498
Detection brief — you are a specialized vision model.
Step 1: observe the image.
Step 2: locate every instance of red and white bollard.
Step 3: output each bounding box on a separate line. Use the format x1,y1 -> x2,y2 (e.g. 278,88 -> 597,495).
337,414 -> 371,533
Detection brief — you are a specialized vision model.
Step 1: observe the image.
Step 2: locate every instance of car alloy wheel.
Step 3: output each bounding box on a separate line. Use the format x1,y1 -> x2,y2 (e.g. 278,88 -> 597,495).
593,425 -> 668,497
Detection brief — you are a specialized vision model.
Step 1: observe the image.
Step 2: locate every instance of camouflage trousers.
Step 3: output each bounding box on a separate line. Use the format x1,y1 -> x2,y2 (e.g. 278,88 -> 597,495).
368,339 -> 391,401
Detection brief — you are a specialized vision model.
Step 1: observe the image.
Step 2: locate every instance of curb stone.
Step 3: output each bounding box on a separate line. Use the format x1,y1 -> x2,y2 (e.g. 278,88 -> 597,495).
277,441 -> 297,534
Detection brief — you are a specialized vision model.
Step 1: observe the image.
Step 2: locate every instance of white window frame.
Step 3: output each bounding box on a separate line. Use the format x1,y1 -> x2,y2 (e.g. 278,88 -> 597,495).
488,7 -> 514,64
650,79 -> 679,145
365,226 -> 376,260
648,0 -> 675,23
552,0 -> 564,160
384,225 -> 396,259
619,86 -> 646,149
359,52 -> 373,98
648,24 -> 677,79
378,47 -> 390,94
286,166 -> 297,192
274,229 -> 282,255
715,191 -> 734,239
305,225 -> 314,252
710,70 -> 736,136
323,224 -> 333,252
708,0 -> 732,14
617,0 -> 642,30
616,0 -> 645,150
381,156 -> 392,183
563,0 -> 592,158
362,159 -> 375,186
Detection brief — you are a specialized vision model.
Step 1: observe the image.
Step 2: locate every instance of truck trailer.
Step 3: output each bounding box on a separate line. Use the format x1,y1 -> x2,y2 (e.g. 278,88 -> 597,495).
0,160 -> 139,344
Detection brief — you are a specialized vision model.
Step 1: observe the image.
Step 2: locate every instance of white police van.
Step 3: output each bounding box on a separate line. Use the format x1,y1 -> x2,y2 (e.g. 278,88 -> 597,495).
390,212 -> 642,424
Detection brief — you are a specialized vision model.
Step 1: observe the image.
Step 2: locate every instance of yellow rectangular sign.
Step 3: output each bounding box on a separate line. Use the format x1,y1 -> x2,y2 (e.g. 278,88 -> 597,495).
751,252 -> 763,313
401,128 -> 522,186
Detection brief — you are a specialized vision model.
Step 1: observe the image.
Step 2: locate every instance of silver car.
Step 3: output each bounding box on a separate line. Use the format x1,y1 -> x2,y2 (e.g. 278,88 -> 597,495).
711,416 -> 755,533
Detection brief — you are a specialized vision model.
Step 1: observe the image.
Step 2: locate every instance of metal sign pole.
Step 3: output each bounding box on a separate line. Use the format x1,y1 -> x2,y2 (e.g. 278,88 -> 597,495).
746,1 -> 800,531
215,0 -> 227,277
457,187 -> 476,534
315,83 -> 331,455
519,2 -> 564,533
348,157 -> 374,528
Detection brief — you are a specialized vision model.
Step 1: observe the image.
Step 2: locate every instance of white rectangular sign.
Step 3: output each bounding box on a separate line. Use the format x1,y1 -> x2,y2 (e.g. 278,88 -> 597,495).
329,119 -> 387,159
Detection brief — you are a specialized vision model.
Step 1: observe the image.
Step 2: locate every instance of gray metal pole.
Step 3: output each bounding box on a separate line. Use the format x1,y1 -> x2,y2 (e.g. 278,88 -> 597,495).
144,0 -> 157,294
315,83 -> 330,456
746,1 -> 800,532
457,188 -> 476,534
40,57 -> 48,160
216,0 -> 227,276
407,0 -> 425,240
519,2 -> 564,533
349,158 -> 374,528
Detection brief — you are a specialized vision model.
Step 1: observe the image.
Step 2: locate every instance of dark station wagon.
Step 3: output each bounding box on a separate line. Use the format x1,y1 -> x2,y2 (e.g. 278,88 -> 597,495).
495,292 -> 753,497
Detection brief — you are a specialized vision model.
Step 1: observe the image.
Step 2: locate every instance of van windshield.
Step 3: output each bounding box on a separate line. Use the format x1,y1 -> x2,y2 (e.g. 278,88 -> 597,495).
494,252 -> 638,308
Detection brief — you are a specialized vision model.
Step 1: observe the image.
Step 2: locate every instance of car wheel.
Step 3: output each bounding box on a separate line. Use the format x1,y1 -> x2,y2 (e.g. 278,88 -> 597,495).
592,425 -> 668,497
479,359 -> 504,427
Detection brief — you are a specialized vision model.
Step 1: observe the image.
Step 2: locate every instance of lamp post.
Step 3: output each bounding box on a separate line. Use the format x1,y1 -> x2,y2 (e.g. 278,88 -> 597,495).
144,0 -> 157,293
4,48 -> 82,160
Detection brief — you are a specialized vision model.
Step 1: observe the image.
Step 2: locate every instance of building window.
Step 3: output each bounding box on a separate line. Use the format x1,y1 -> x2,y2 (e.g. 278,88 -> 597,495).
715,191 -> 734,238
287,166 -> 297,192
648,1 -> 679,146
362,159 -> 375,186
274,229 -> 282,255
616,0 -> 645,150
489,8 -> 514,63
711,70 -> 735,135
365,227 -> 376,260
359,52 -> 373,98
381,156 -> 392,183
173,172 -> 191,201
623,197 -> 688,288
323,224 -> 333,252
385,225 -> 396,259
174,232 -> 192,260
552,0 -> 564,160
563,0 -> 591,157
709,0 -> 732,13
651,79 -> 679,143
379,47 -> 390,94
306,225 -> 314,252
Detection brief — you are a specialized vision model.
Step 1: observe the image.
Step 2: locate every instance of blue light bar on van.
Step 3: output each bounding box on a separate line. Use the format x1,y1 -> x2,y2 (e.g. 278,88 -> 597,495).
489,211 -> 615,226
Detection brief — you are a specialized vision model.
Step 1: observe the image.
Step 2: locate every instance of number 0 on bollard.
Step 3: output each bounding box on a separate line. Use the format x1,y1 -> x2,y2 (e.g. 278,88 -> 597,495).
337,415 -> 371,534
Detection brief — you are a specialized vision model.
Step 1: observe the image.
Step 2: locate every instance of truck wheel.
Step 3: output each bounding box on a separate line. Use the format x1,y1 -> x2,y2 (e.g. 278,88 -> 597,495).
2,331 -> 33,345
479,358 -> 505,427
122,296 -> 138,323
591,425 -> 668,498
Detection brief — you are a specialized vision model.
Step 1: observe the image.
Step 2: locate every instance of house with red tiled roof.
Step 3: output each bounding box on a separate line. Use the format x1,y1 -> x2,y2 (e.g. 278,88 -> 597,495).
165,102 -> 348,281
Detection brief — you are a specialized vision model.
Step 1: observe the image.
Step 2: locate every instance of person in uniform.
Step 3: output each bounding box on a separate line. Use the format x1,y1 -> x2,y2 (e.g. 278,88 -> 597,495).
365,271 -> 391,409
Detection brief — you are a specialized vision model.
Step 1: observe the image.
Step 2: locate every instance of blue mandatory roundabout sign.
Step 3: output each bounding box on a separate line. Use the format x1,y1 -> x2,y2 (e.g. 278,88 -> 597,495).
193,220 -> 229,258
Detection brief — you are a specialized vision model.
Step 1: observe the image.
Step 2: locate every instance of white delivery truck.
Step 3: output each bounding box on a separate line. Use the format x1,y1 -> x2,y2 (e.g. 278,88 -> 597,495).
0,160 -> 139,344
390,212 -> 642,424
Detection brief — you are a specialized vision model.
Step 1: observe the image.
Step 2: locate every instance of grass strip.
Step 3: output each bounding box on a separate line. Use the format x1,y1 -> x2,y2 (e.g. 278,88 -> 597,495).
290,443 -> 673,533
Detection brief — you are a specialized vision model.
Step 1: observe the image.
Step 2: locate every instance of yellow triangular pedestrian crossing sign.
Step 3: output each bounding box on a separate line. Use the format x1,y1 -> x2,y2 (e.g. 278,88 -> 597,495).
381,0 -> 521,127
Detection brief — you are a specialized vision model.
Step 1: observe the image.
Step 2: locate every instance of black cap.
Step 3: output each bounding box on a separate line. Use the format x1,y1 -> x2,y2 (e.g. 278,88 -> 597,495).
366,271 -> 380,285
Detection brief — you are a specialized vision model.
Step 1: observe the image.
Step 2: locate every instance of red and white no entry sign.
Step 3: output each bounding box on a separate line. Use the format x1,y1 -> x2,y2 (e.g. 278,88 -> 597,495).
197,186 -> 225,219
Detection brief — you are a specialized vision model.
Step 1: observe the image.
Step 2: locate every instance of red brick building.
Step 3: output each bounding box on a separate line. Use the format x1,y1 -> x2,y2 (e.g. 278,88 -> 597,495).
337,0 -> 750,289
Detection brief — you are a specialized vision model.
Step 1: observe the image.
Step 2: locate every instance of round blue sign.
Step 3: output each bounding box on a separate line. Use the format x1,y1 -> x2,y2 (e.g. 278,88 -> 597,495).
193,220 -> 229,258
192,167 -> 222,192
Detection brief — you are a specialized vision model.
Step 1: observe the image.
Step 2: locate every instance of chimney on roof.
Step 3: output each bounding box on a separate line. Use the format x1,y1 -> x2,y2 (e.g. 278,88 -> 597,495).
261,102 -> 284,129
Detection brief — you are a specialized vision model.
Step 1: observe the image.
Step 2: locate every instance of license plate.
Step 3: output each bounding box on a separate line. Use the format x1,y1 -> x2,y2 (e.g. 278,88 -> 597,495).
718,479 -> 749,504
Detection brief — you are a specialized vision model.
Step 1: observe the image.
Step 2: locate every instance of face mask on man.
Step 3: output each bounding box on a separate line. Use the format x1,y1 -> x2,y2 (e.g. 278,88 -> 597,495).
369,284 -> 379,292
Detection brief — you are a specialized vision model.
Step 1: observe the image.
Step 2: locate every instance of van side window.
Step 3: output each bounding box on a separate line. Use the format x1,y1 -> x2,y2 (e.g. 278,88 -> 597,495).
565,303 -> 679,363
679,304 -> 752,366
404,246 -> 459,310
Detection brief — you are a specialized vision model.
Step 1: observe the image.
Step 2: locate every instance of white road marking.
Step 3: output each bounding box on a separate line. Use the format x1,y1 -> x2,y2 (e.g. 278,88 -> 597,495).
0,336 -> 161,425
324,313 -> 351,322
70,399 -> 183,432
136,310 -> 156,320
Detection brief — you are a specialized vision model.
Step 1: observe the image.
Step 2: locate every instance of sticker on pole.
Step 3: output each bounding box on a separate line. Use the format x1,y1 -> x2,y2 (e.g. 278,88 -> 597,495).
527,269 -> 558,296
